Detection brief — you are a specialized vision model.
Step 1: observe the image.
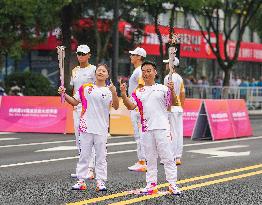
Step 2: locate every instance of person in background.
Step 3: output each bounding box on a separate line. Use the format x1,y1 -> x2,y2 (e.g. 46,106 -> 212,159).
163,58 -> 185,165
239,76 -> 249,100
127,47 -> 147,172
0,81 -> 7,96
70,45 -> 96,180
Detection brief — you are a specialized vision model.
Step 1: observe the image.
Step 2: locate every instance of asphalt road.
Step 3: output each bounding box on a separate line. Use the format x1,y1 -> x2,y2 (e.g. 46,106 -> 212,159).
0,117 -> 262,205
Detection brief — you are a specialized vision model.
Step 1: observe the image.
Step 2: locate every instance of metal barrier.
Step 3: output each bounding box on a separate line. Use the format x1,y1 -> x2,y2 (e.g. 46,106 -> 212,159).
184,85 -> 262,110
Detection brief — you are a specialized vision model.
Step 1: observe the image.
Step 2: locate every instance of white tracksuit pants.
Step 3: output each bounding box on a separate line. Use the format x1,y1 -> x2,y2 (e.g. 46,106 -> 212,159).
73,109 -> 95,169
130,109 -> 145,161
76,132 -> 107,181
169,106 -> 183,159
142,129 -> 177,185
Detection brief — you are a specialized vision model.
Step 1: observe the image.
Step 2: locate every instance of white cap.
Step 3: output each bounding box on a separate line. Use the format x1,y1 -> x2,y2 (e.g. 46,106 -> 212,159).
129,47 -> 147,57
163,57 -> 179,66
76,45 -> 90,54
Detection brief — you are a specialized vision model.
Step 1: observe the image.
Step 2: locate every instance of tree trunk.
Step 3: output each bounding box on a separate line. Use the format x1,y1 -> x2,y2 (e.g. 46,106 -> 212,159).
60,4 -> 73,90
222,66 -> 232,98
223,67 -> 231,87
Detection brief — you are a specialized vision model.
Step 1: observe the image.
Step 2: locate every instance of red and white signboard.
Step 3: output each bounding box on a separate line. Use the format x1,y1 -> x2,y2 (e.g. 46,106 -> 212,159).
183,99 -> 202,137
227,99 -> 253,137
204,100 -> 236,140
0,106 -> 67,133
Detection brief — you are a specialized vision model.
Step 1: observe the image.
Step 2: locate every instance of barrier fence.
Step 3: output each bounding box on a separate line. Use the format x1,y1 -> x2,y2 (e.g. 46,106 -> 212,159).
0,96 -> 253,140
185,85 -> 262,110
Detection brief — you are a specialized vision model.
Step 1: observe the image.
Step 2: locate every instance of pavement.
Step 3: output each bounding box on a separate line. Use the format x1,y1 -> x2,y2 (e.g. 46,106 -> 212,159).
0,117 -> 262,205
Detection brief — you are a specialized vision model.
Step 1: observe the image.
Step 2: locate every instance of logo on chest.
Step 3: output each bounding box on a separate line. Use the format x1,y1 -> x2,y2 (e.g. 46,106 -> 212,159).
88,87 -> 94,94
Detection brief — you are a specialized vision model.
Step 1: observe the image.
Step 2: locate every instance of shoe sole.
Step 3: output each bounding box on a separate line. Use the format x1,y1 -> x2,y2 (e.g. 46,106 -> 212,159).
128,168 -> 147,172
168,189 -> 182,195
96,188 -> 107,192
72,186 -> 87,191
141,189 -> 158,195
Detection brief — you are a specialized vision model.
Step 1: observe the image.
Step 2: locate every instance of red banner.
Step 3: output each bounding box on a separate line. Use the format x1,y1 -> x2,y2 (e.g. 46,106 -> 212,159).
227,99 -> 253,137
204,100 -> 236,140
183,99 -> 203,137
120,21 -> 262,62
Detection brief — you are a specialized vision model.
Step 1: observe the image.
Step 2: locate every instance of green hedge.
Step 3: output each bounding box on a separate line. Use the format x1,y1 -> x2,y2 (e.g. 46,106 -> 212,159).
5,71 -> 57,96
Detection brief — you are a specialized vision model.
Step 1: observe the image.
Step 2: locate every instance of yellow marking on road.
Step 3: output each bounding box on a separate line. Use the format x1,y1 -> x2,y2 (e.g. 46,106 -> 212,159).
110,169 -> 262,205
67,164 -> 262,205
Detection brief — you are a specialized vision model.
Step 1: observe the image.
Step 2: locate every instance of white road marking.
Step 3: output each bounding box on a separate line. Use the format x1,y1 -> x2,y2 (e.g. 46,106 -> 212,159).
184,136 -> 262,147
0,140 -> 75,148
0,149 -> 137,168
188,145 -> 250,158
0,138 -> 19,141
35,146 -> 76,152
2,135 -> 262,149
0,132 -> 12,135
35,141 -> 136,152
1,136 -> 261,168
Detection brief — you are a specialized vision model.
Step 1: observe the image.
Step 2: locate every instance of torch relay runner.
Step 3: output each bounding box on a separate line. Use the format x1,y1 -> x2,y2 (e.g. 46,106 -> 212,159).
120,61 -> 181,195
58,64 -> 119,191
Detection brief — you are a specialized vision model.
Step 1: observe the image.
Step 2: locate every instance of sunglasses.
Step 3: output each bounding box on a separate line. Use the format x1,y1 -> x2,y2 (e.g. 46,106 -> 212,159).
76,52 -> 88,56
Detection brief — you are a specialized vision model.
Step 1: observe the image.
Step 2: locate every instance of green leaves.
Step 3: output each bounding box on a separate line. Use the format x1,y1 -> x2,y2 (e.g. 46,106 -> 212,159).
0,0 -> 70,59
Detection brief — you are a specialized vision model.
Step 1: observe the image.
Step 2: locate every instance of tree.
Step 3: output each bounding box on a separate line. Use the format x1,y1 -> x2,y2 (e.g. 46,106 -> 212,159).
138,0 -> 167,82
60,0 -> 145,87
0,0 -> 70,70
186,0 -> 261,87
250,5 -> 262,39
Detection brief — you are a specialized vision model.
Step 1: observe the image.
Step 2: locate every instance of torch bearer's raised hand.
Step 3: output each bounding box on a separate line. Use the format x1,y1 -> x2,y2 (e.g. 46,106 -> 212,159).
58,86 -> 66,95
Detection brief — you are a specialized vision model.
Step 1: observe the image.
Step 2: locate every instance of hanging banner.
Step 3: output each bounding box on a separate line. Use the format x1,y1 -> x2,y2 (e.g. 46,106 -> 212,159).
227,99 -> 253,138
204,100 -> 236,140
183,99 -> 203,137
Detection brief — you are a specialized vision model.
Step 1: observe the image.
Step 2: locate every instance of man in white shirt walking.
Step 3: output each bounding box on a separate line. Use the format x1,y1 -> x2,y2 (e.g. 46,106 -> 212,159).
127,47 -> 147,172
164,57 -> 185,165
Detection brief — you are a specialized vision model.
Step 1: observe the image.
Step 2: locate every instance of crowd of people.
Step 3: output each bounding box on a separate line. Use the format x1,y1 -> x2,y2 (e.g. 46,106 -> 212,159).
183,74 -> 262,100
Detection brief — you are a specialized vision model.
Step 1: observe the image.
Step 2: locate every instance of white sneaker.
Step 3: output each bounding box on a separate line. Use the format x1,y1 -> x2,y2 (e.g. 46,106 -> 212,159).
72,180 -> 87,190
140,183 -> 158,195
96,180 -> 107,191
168,184 -> 182,195
128,161 -> 147,172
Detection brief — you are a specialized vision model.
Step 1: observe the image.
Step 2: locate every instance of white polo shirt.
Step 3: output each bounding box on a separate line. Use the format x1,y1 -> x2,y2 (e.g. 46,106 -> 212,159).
70,65 -> 96,94
128,65 -> 144,97
70,64 -> 96,110
130,84 -> 171,132
164,73 -> 185,108
74,83 -> 112,136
